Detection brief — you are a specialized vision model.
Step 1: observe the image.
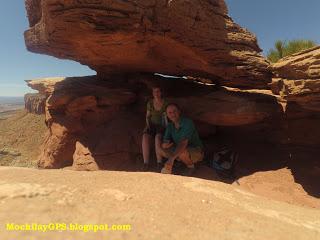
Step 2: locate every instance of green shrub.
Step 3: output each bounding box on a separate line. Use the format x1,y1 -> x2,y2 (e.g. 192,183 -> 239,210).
267,39 -> 317,63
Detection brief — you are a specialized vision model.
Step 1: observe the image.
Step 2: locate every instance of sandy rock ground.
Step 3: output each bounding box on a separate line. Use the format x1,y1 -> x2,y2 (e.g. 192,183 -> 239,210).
0,167 -> 319,240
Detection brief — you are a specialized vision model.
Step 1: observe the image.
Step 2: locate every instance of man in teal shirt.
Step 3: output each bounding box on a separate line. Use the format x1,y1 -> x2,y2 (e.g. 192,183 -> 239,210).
156,103 -> 204,175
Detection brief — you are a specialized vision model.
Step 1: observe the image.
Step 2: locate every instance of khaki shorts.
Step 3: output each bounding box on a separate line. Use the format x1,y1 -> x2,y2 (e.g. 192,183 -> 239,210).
162,146 -> 204,163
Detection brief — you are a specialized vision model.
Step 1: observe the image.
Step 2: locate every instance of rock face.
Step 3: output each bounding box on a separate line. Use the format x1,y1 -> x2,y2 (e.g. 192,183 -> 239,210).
27,76 -> 139,169
24,0 -> 271,89
271,46 -> 320,147
272,46 -> 320,80
272,46 -> 320,112
24,93 -> 46,114
172,89 -> 282,126
271,78 -> 320,112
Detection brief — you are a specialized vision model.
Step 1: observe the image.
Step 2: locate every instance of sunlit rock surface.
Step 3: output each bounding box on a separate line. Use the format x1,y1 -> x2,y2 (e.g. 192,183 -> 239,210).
24,0 -> 271,88
271,46 -> 320,147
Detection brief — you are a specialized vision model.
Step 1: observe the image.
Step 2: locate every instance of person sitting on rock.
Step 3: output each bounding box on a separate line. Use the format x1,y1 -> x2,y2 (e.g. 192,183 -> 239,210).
156,103 -> 204,175
142,84 -> 169,171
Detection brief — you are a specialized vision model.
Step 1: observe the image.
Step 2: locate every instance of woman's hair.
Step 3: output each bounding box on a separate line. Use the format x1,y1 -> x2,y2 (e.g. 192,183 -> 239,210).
150,83 -> 164,98
150,83 -> 162,91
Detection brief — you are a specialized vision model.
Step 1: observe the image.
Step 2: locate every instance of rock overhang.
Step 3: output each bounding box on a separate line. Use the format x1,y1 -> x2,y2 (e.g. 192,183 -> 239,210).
24,0 -> 272,89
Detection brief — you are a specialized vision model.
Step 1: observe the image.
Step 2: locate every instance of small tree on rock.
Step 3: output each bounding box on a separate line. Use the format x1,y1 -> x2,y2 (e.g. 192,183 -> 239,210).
267,39 -> 317,63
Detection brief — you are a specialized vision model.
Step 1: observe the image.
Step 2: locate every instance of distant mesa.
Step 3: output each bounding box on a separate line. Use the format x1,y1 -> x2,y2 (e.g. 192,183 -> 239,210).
0,97 -> 24,116
24,93 -> 46,114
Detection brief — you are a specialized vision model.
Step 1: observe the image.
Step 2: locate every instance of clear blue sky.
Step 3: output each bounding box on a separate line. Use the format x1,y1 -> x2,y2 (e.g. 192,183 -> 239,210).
0,1 -> 319,96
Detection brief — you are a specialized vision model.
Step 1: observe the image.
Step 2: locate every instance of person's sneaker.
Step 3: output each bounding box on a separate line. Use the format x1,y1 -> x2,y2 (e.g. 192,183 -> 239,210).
141,163 -> 149,172
161,163 -> 173,174
161,167 -> 172,174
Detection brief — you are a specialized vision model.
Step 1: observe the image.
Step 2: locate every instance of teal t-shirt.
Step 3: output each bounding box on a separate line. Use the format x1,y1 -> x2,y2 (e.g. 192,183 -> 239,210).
163,117 -> 203,149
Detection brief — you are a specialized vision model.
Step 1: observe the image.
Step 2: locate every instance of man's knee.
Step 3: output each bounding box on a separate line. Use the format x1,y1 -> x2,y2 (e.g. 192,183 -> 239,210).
155,144 -> 165,155
159,147 -> 174,158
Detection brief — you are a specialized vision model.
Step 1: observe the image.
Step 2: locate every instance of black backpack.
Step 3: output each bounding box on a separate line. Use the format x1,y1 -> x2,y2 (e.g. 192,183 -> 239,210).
206,147 -> 239,179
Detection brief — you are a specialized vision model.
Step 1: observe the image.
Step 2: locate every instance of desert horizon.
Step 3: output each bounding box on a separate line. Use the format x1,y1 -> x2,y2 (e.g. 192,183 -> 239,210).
0,97 -> 24,117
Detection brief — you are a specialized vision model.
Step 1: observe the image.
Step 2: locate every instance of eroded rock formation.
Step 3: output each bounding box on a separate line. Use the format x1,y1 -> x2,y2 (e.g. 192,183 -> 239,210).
272,46 -> 320,80
24,0 -> 271,89
271,46 -> 320,147
272,46 -> 320,112
24,93 -> 46,114
27,75 -> 283,169
27,76 -> 139,169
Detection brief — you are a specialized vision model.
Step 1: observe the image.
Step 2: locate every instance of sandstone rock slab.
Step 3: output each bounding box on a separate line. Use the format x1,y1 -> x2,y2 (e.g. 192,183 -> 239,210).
0,167 -> 320,240
24,0 -> 271,89
272,46 -> 320,80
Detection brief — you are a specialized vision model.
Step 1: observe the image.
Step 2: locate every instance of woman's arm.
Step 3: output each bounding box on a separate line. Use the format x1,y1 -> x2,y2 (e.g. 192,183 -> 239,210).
162,112 -> 168,127
146,110 -> 151,129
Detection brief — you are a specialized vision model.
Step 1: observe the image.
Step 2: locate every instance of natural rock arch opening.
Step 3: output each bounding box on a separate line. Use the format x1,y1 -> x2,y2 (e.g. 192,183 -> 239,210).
27,73 -> 283,171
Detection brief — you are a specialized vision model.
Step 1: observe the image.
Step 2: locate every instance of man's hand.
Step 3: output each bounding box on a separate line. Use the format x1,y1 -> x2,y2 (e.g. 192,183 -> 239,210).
162,142 -> 173,149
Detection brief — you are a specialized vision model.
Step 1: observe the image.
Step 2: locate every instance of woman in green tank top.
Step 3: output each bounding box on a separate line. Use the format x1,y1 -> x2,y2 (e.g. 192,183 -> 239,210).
142,85 -> 168,171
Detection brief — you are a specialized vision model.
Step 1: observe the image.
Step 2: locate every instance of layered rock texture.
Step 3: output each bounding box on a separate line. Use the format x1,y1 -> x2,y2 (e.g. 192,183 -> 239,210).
272,46 -> 320,80
272,46 -> 320,112
271,46 -> 320,147
27,75 -> 283,169
24,93 -> 46,114
27,76 -> 140,169
24,0 -> 271,89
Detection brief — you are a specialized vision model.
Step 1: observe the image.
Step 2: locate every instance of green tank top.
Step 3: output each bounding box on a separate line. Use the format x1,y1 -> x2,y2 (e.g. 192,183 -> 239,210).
147,99 -> 168,126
